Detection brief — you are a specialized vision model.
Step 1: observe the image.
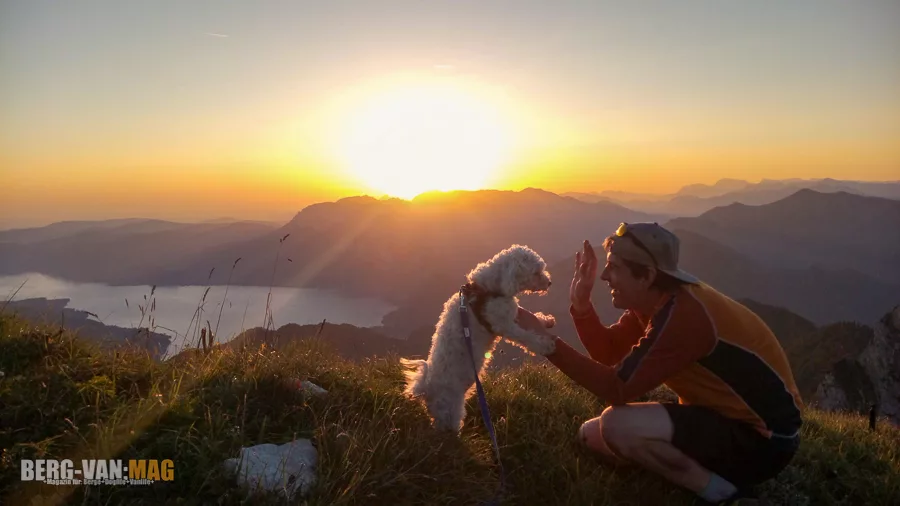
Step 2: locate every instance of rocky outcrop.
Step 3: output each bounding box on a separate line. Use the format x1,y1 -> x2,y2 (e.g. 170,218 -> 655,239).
857,305 -> 900,424
812,305 -> 900,426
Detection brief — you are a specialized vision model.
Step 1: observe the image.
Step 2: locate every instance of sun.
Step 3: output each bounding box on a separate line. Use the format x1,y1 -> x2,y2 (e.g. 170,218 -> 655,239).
334,82 -> 515,199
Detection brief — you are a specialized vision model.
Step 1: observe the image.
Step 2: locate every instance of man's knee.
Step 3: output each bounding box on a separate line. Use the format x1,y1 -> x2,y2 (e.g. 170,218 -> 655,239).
597,405 -> 635,457
578,418 -> 599,446
577,406 -> 628,457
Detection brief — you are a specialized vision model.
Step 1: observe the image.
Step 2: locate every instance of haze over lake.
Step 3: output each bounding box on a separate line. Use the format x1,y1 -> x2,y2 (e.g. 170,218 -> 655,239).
0,273 -> 396,355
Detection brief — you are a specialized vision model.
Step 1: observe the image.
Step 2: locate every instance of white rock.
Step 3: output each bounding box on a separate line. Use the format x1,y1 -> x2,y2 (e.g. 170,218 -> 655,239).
223,439 -> 317,500
299,380 -> 328,397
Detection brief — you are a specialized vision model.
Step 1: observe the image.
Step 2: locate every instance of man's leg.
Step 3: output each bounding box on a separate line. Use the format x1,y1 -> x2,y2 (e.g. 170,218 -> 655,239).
578,403 -> 738,502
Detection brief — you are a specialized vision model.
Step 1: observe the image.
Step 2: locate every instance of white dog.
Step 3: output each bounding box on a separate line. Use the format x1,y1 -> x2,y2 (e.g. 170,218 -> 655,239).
400,244 -> 557,431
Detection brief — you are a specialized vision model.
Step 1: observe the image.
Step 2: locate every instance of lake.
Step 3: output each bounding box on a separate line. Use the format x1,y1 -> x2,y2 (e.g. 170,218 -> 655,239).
0,273 -> 396,356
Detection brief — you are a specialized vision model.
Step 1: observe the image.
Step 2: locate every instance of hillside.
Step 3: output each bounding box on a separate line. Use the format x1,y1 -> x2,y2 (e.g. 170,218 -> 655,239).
787,322 -> 875,400
667,189 -> 900,284
813,305 -> 900,426
1,313 -> 899,505
218,320 -> 423,361
737,299 -> 818,349
674,229 -> 898,325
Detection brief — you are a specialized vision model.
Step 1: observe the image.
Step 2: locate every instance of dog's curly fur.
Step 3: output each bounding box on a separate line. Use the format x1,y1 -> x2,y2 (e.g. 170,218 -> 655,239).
400,244 -> 557,432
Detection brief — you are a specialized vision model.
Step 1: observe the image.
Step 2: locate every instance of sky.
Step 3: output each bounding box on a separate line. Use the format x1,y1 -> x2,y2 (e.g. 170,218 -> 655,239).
1,0 -> 898,227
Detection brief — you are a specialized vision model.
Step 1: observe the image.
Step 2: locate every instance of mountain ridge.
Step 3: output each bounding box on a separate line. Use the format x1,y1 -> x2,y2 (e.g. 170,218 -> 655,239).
563,178 -> 900,216
666,189 -> 900,283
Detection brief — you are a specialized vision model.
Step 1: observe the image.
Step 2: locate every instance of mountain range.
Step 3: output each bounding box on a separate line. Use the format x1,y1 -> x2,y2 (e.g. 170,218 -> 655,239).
4,183 -> 899,426
1,186 -> 897,333
563,178 -> 900,217
667,189 -> 900,284
0,219 -> 278,284
0,189 -> 661,303
377,189 -> 898,344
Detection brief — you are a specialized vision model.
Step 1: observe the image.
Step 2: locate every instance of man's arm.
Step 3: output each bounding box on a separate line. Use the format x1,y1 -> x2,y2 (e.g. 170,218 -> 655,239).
570,304 -> 644,366
549,296 -> 716,405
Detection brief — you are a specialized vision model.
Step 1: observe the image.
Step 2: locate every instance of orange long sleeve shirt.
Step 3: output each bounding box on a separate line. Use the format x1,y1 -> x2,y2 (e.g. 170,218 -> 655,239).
546,282 -> 803,439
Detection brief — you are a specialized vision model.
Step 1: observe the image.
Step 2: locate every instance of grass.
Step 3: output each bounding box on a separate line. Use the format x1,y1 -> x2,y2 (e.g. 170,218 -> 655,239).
1,313 -> 898,505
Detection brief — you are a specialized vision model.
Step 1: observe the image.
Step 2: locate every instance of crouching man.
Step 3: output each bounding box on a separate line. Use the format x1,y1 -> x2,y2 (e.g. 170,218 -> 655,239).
516,222 -> 802,505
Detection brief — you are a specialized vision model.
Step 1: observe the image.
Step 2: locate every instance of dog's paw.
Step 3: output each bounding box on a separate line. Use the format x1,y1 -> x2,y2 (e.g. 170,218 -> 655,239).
532,334 -> 557,356
509,332 -> 557,356
534,312 -> 556,328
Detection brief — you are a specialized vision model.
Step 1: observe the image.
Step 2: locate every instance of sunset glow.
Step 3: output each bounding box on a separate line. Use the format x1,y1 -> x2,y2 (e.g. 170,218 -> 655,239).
333,82 -> 516,199
1,1 -> 898,228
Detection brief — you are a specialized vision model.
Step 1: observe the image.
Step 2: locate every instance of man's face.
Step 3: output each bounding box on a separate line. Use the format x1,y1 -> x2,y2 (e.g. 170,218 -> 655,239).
599,252 -> 651,310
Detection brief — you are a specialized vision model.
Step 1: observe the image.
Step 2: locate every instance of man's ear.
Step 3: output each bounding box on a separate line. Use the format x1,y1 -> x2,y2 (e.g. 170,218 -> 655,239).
642,267 -> 658,288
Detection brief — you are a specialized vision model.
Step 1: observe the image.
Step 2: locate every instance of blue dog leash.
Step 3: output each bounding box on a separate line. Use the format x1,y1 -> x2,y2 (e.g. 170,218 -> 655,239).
459,286 -> 506,504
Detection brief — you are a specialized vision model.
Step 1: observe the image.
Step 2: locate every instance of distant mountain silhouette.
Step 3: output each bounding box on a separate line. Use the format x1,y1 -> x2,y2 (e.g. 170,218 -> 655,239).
674,228 -> 898,325
0,218 -> 186,244
674,178 -> 755,199
3,186 -> 897,334
153,188 -> 663,302
667,189 -> 900,284
736,298 -> 818,348
565,178 -> 900,216
0,220 -> 278,284
562,190 -> 671,204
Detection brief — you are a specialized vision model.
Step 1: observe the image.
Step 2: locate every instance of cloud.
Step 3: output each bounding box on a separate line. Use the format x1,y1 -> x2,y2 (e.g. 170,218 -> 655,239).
203,32 -> 230,38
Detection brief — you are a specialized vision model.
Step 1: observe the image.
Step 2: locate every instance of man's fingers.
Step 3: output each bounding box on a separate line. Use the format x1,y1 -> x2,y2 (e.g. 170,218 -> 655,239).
580,256 -> 592,276
584,240 -> 597,264
585,241 -> 599,273
575,251 -> 582,273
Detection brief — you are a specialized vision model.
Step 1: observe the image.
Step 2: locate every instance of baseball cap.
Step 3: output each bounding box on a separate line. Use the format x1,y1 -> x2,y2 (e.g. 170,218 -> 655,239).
608,222 -> 700,284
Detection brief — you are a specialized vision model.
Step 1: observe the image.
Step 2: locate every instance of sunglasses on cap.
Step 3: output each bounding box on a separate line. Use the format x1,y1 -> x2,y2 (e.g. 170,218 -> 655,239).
615,222 -> 658,267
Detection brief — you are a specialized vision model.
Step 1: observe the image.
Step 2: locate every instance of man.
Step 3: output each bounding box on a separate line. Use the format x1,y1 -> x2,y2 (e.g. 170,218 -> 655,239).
516,222 -> 802,505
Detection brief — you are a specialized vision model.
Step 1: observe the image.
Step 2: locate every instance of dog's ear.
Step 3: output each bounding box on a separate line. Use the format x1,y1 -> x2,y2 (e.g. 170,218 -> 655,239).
498,248 -> 530,296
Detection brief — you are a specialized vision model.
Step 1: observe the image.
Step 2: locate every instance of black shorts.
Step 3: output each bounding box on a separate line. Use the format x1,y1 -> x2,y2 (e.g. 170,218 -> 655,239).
663,403 -> 800,488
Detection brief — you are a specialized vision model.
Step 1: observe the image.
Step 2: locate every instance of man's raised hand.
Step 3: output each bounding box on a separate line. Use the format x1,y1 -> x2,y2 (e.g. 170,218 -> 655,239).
570,239 -> 597,314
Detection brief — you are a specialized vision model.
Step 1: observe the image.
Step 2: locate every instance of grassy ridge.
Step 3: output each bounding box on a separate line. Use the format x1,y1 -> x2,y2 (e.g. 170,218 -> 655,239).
1,314 -> 898,505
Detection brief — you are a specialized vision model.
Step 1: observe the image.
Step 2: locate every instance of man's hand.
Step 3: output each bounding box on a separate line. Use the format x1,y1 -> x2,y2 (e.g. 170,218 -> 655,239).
570,239 -> 598,314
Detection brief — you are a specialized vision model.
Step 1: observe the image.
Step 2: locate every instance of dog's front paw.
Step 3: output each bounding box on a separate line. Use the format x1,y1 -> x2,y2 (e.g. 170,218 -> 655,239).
534,312 -> 556,328
531,334 -> 557,356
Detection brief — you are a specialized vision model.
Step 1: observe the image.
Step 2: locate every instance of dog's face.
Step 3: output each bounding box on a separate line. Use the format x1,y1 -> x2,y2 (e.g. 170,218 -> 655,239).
513,248 -> 552,295
470,244 -> 552,296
